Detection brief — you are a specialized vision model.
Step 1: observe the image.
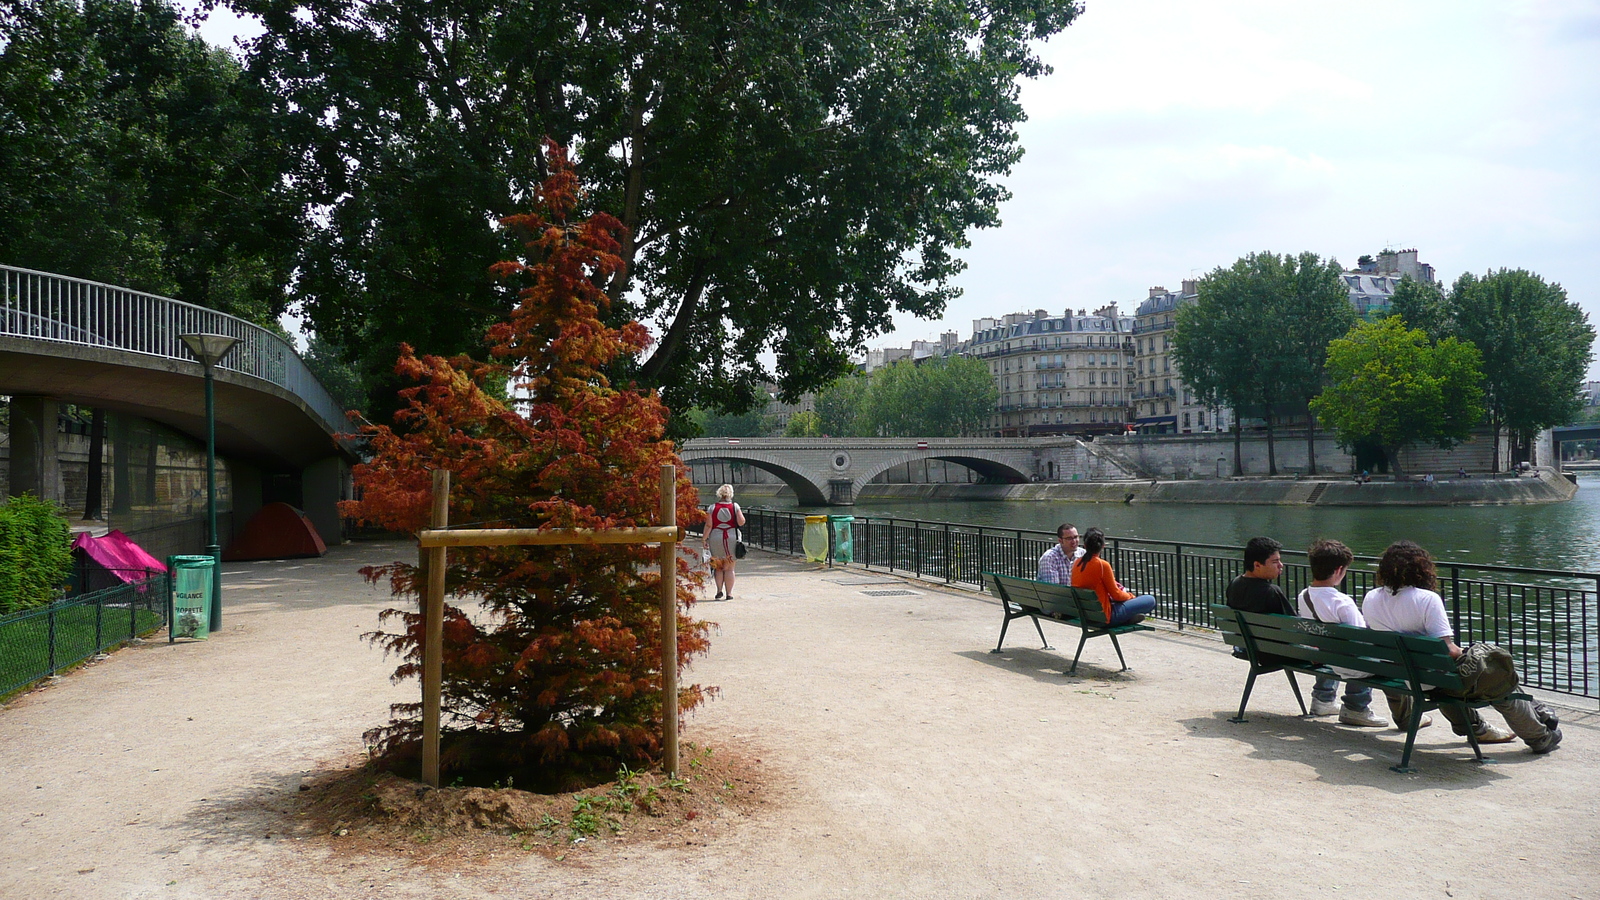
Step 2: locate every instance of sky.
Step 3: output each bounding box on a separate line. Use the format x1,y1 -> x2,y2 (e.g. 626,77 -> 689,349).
188,1 -> 1600,377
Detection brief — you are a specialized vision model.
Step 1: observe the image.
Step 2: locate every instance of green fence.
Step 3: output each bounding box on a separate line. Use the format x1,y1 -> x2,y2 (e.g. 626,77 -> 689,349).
0,573 -> 170,698
736,508 -> 1600,704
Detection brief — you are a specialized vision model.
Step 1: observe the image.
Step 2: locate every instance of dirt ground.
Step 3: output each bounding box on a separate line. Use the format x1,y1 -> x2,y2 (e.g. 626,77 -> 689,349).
1,540 -> 1597,900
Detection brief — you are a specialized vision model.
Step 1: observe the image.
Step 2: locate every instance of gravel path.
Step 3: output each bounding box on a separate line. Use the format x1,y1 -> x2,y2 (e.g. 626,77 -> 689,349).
1,540 -> 1596,899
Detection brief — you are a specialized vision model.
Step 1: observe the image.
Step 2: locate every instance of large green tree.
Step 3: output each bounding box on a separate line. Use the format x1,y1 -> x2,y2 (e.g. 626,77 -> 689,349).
1311,318 -> 1484,480
1387,276 -> 1450,343
859,356 -> 996,436
1172,251 -> 1352,475
814,372 -> 869,437
0,0 -> 299,324
223,0 -> 1083,421
1448,269 -> 1594,471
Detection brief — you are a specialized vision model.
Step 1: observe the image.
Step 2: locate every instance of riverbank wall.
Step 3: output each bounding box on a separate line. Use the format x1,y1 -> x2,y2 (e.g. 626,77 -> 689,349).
713,467 -> 1577,507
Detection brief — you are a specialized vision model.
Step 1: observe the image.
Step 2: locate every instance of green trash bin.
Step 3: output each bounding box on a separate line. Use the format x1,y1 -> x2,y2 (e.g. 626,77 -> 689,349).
803,515 -> 829,562
829,515 -> 855,563
170,555 -> 215,640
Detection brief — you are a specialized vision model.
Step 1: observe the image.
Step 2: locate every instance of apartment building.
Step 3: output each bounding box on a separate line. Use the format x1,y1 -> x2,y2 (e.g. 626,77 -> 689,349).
1346,248 -> 1437,318
1131,282 -> 1231,435
965,306 -> 1135,437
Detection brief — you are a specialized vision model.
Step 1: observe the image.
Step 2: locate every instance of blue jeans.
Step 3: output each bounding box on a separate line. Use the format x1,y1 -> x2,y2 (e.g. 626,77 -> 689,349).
1313,676 -> 1372,711
1109,594 -> 1156,626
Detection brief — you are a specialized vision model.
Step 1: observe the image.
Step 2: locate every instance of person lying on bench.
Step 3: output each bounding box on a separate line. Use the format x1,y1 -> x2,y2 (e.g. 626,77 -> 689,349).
1362,541 -> 1562,754
1071,528 -> 1156,626
1296,539 -> 1389,728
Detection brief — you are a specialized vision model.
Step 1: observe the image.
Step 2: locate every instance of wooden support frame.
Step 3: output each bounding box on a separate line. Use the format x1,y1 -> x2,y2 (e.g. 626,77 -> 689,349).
414,464 -> 683,787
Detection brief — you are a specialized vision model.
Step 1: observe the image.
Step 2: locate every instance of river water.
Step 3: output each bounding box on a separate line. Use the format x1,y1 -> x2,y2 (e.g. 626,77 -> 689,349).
770,474 -> 1600,573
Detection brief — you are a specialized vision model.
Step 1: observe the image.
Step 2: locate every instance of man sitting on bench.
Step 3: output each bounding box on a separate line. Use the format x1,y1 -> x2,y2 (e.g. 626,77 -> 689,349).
1296,539 -> 1389,728
1037,523 -> 1084,584
1226,537 -> 1290,615
1362,541 -> 1562,754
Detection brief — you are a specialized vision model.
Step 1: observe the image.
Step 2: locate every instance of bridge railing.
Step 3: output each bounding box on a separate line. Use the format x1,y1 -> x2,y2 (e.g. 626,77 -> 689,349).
1,265 -> 345,432
734,507 -> 1600,704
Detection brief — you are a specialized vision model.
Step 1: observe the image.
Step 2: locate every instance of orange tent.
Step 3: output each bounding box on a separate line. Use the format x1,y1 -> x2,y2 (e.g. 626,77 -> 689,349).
223,502 -> 328,561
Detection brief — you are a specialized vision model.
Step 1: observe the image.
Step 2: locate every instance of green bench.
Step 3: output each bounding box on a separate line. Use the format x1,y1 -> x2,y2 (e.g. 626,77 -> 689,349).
1211,603 -> 1536,772
984,573 -> 1154,674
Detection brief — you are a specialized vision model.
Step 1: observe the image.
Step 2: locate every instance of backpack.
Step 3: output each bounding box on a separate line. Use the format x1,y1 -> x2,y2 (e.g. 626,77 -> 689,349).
1455,642 -> 1519,701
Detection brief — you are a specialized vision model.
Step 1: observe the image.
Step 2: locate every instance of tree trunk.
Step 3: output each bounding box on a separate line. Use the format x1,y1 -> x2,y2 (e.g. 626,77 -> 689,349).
1264,411 -> 1278,476
1232,421 -> 1244,476
84,408 -> 105,520
1304,400 -> 1317,475
1489,410 -> 1501,474
1386,445 -> 1406,480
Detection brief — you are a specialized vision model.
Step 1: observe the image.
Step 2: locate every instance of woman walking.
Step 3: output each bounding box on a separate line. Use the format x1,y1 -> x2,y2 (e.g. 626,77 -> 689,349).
704,484 -> 746,601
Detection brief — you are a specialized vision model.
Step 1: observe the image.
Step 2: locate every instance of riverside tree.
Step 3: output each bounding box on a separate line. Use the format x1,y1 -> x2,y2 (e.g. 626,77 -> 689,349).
343,147 -> 711,790
1447,269 -> 1594,471
224,0 -> 1084,422
1172,252 -> 1353,475
1310,318 -> 1484,480
0,0 -> 299,325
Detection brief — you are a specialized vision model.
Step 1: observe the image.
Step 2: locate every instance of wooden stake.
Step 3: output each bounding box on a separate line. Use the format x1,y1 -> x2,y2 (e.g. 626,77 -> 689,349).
422,469 -> 449,788
659,463 -> 679,778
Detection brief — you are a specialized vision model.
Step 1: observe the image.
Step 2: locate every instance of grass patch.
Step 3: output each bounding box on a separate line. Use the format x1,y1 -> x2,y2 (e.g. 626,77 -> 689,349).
0,600 -> 164,696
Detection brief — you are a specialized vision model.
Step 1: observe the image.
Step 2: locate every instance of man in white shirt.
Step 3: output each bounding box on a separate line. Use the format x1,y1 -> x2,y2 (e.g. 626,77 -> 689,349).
1363,541 -> 1561,753
1036,523 -> 1084,583
1297,540 -> 1388,728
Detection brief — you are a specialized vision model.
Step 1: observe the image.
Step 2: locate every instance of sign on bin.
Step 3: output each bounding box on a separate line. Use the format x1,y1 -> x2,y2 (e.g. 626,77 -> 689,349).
170,555 -> 216,640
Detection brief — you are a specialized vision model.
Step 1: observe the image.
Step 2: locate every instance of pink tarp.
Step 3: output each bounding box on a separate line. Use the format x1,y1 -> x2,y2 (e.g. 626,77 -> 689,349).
70,530 -> 169,581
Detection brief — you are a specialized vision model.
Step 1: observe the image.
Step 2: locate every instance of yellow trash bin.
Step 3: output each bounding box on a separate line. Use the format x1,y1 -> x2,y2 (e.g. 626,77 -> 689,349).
803,515 -> 829,562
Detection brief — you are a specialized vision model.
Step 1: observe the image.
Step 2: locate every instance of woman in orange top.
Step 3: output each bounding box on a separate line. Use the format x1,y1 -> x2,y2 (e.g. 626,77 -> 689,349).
1070,528 -> 1157,625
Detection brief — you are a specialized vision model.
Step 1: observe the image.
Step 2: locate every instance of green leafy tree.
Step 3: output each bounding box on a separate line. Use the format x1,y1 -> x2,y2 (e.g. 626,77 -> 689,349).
224,0 -> 1084,421
1387,276 -> 1450,343
815,373 -> 870,437
1173,252 -> 1351,475
784,410 -> 824,437
303,335 -> 370,417
343,148 -> 711,789
0,0 -> 300,324
687,407 -> 771,438
1449,269 -> 1595,470
1311,318 -> 1484,479
858,356 -> 996,436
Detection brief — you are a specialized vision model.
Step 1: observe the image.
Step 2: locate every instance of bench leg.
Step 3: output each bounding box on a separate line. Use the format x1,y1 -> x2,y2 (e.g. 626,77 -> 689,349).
1032,615 -> 1053,651
992,613 -> 1012,653
1108,631 -> 1130,672
1391,698 -> 1427,773
1231,670 -> 1259,723
1068,629 -> 1090,674
1284,670 -> 1307,716
1451,701 -> 1494,765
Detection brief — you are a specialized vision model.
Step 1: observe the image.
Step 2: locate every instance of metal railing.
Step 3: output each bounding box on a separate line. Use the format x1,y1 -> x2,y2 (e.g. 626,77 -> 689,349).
738,508 -> 1600,703
1,265 -> 344,431
0,572 -> 170,698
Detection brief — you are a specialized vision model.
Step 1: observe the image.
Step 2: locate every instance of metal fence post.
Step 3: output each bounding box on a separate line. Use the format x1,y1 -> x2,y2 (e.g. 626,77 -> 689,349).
1449,564 -> 1462,638
1175,544 -> 1186,629
95,590 -> 104,649
47,605 -> 57,675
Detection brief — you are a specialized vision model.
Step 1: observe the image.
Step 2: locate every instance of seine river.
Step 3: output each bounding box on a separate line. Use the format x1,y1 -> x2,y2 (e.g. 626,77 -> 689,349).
767,474 -> 1600,574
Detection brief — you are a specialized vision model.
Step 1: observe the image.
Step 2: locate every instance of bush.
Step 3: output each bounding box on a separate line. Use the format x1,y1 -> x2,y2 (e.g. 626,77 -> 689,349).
0,494 -> 71,615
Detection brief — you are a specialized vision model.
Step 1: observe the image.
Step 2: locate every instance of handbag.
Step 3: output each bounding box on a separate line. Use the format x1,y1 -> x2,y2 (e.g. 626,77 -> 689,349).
734,529 -> 747,559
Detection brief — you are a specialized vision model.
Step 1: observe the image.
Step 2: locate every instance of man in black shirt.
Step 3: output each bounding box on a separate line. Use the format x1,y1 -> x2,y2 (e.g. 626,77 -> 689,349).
1226,537 -> 1291,614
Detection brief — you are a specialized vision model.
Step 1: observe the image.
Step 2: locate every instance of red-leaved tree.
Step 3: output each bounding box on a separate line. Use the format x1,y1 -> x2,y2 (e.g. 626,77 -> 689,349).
343,144 -> 710,790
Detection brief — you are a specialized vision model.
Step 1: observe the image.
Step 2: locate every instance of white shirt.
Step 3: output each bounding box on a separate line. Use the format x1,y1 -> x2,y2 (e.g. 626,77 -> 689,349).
1361,585 -> 1453,639
1298,585 -> 1365,627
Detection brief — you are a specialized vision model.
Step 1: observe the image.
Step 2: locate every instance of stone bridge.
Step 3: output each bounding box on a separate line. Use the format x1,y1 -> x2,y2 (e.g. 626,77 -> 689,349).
680,437 -> 1073,505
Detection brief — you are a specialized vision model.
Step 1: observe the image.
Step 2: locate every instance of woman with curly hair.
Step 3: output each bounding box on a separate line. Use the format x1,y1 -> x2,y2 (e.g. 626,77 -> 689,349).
1362,540 -> 1561,754
1070,527 -> 1157,626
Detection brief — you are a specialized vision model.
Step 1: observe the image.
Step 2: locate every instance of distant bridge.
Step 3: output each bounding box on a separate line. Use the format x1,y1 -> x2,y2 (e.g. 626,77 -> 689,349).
679,437 -> 1061,505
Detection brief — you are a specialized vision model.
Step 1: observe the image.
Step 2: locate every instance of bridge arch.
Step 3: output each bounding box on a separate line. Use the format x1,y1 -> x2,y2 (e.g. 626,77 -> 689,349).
683,452 -> 830,506
853,453 -> 1030,498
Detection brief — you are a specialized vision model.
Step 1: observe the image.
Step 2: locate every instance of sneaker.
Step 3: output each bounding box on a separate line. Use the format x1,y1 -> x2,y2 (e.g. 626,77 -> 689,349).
1309,698 -> 1340,717
1394,714 -> 1433,730
714,592 -> 724,601
1474,724 -> 1517,744
1529,726 -> 1563,754
1338,706 -> 1389,728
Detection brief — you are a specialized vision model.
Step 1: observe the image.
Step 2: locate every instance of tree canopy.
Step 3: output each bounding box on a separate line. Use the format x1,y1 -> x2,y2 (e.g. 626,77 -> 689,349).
0,0 -> 299,325
858,356 -> 997,436
1448,269 -> 1594,467
1171,251 -> 1352,474
223,0 -> 1083,419
1311,317 -> 1484,479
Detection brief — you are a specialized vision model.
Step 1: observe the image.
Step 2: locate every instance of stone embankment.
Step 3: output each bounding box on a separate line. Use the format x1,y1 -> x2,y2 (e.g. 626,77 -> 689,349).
718,466 -> 1577,507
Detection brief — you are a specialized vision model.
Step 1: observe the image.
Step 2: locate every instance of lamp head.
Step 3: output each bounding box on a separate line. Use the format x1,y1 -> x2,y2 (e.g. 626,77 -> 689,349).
180,333 -> 240,367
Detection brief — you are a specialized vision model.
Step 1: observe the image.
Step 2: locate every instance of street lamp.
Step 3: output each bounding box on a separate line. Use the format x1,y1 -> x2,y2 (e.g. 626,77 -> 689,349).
180,333 -> 239,633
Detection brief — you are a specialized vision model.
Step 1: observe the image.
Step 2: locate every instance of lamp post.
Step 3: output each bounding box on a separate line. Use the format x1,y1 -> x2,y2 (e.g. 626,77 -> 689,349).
180,333 -> 239,633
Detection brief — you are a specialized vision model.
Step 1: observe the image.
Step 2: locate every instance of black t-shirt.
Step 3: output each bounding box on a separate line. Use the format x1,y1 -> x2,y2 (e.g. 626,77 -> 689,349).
1225,575 -> 1292,615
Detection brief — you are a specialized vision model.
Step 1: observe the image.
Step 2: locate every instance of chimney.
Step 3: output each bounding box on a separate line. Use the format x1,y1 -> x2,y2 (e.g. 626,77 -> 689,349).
1181,279 -> 1198,296
1148,286 -> 1167,299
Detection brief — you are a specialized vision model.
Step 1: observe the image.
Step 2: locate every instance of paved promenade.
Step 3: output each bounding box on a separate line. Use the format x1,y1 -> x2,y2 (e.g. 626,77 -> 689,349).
1,540 -> 1595,899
